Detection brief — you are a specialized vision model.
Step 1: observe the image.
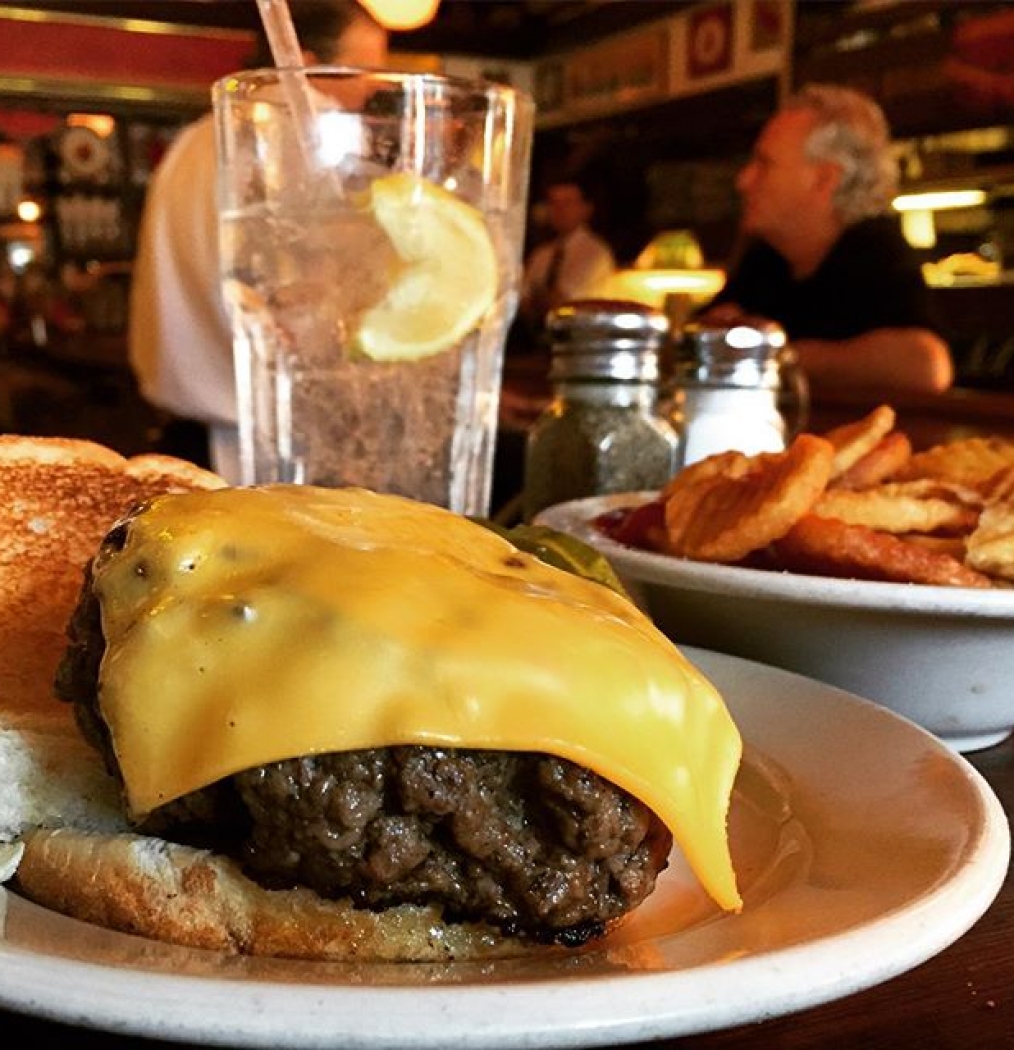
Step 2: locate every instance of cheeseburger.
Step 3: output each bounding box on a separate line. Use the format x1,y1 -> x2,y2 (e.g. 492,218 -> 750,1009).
14,484 -> 742,960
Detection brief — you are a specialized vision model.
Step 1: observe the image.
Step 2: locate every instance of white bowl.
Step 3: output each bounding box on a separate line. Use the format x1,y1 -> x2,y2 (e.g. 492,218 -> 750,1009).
537,492 -> 1014,753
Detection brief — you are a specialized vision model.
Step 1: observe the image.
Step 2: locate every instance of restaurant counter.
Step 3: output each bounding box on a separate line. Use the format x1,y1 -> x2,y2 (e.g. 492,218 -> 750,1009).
805,384 -> 1014,449
499,353 -> 1014,445
492,354 -> 1014,517
1,734 -> 1011,1049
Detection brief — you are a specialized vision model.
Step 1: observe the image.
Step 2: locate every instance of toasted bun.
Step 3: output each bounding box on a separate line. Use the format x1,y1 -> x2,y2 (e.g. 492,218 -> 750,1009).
0,437 -> 536,961
0,436 -> 225,728
0,436 -> 223,843
16,827 -> 529,962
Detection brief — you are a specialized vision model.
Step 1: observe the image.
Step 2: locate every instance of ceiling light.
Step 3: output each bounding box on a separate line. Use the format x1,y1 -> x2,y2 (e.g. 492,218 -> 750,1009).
900,210 -> 936,250
892,190 -> 987,212
359,0 -> 440,31
16,200 -> 41,223
67,113 -> 116,138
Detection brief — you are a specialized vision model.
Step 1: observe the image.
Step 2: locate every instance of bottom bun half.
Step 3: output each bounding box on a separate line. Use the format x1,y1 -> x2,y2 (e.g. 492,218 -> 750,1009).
15,828 -> 539,962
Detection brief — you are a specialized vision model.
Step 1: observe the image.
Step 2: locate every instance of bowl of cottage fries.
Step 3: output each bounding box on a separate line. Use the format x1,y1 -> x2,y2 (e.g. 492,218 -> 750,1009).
536,405 -> 1014,753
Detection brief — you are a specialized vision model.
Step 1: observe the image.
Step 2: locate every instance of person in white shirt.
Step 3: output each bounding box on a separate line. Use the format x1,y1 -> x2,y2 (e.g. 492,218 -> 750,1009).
519,177 -> 616,333
128,1 -> 387,482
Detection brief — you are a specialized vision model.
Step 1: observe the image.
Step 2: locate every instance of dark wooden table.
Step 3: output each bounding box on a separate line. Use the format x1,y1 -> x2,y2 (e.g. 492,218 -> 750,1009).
2,737 -> 1011,1049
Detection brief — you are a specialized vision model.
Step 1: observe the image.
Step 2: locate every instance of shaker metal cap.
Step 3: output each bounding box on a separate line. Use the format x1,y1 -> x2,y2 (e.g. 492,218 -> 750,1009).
678,318 -> 787,388
547,299 -> 669,382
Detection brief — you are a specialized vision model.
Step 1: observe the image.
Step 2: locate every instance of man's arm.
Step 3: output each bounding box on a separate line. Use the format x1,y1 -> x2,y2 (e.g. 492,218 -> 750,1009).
794,327 -> 954,396
696,303 -> 954,396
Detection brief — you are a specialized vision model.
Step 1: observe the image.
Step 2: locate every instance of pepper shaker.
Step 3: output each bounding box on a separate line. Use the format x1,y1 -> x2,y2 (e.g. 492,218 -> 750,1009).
522,300 -> 680,522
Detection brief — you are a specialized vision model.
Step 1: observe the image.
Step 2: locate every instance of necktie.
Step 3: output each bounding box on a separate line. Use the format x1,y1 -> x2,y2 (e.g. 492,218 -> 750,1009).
544,239 -> 566,297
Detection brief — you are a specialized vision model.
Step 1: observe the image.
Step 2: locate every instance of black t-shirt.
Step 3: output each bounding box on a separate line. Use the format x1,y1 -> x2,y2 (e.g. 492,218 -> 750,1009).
712,216 -> 937,340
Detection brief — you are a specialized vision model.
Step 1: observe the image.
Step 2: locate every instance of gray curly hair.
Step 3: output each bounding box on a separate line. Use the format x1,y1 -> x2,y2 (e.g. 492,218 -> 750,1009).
784,84 -> 899,225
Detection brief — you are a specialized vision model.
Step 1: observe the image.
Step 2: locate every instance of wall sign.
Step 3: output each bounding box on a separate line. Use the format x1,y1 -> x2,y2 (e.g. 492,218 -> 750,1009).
688,4 -> 734,80
535,0 -> 792,128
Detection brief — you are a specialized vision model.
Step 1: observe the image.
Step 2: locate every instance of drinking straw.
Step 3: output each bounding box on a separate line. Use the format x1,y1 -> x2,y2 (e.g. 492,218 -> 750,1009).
255,0 -> 305,68
254,0 -> 323,170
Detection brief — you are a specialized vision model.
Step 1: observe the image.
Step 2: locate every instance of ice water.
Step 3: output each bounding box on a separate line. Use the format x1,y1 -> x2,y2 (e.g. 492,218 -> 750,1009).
221,201 -> 517,514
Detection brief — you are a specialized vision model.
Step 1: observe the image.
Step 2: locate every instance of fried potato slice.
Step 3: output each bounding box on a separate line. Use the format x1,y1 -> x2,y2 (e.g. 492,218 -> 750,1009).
965,500 -> 1014,582
660,450 -> 751,500
981,464 -> 1014,504
822,405 -> 896,478
896,436 -> 1014,490
662,434 -> 834,562
830,430 -> 912,490
898,533 -> 967,560
774,514 -> 993,588
814,478 -> 982,535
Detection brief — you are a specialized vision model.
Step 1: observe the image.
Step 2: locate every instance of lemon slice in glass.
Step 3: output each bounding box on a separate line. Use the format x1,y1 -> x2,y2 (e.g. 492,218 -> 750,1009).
356,173 -> 497,362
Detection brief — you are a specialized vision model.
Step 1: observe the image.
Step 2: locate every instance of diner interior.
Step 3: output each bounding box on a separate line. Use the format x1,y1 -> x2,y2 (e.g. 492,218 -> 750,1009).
0,4 -> 1013,1047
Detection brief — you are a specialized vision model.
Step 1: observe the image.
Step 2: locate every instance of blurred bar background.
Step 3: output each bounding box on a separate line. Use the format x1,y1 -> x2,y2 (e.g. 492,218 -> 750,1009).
0,1 -> 1012,505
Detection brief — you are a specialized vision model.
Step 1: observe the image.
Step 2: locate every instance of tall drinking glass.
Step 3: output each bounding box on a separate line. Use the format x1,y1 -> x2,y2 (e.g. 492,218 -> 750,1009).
213,68 -> 533,515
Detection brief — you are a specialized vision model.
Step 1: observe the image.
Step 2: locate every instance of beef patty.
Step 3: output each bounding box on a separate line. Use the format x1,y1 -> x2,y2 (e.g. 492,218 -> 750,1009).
55,512 -> 673,944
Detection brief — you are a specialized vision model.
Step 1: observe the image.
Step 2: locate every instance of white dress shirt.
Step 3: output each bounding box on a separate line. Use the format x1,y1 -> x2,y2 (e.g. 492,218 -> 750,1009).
128,113 -> 241,483
521,224 -> 616,308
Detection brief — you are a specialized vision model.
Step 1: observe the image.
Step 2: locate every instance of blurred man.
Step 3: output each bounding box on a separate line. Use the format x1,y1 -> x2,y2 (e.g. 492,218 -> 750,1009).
129,1 -> 388,481
704,84 -> 953,395
520,176 -> 616,332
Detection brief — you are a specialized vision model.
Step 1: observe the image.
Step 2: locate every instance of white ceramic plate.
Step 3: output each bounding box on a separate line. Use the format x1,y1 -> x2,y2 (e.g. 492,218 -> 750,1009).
0,650 -> 1008,1048
538,494 -> 1014,752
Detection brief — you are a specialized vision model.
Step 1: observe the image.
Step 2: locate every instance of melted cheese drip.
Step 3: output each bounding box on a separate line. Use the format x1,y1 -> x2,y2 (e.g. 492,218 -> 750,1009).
94,486 -> 742,911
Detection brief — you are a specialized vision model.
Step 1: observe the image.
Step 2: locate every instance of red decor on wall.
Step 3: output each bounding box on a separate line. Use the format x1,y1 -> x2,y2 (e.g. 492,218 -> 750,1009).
0,14 -> 252,91
687,4 -> 734,80
0,110 -> 63,142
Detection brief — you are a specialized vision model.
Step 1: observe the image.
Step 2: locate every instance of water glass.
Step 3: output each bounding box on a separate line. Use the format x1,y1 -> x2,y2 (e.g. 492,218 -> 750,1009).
213,67 -> 533,514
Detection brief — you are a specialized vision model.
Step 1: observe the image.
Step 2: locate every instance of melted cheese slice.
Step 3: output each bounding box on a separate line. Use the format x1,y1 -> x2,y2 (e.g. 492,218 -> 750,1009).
94,486 -> 742,911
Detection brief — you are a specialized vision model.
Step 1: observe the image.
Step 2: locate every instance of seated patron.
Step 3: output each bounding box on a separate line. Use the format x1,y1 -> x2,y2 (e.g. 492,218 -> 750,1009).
702,84 -> 953,396
519,177 -> 616,333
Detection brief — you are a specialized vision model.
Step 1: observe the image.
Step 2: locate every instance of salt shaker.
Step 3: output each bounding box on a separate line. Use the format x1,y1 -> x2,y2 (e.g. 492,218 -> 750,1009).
522,300 -> 680,522
674,320 -> 800,469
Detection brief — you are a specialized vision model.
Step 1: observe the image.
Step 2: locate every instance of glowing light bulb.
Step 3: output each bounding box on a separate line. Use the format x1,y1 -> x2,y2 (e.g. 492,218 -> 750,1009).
892,190 -> 986,212
16,200 -> 41,223
359,0 -> 440,31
